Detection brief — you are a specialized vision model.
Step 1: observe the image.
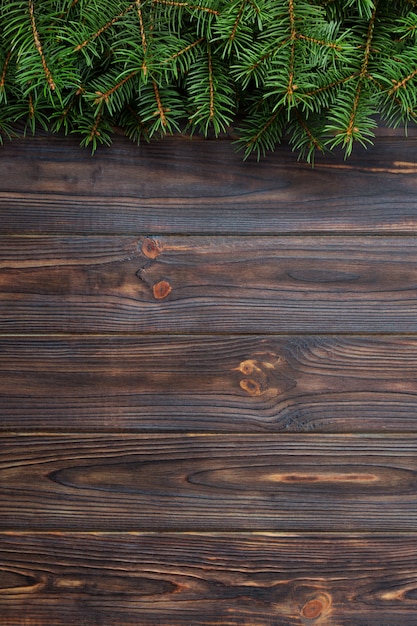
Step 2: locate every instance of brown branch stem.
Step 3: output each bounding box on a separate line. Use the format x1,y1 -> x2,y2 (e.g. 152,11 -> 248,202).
0,50 -> 12,90
28,0 -> 56,90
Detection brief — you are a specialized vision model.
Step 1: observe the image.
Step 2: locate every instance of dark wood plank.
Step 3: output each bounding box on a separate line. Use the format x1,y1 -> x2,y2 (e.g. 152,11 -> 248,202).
1,434 -> 417,532
1,532 -> 417,625
2,235 -> 417,333
2,133 -> 417,235
2,334 -> 417,432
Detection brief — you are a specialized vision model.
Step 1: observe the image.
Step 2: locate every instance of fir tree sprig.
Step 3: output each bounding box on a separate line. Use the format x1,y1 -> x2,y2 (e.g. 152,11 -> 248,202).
0,0 -> 417,159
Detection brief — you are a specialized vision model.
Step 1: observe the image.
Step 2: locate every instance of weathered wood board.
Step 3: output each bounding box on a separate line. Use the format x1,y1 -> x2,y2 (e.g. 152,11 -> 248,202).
1,133 -> 417,234
1,532 -> 416,625
1,434 -> 417,532
1,334 -> 416,432
2,235 -> 417,332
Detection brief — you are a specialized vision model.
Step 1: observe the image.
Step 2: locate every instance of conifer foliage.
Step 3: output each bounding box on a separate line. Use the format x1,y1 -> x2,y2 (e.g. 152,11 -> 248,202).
1,0 -> 417,160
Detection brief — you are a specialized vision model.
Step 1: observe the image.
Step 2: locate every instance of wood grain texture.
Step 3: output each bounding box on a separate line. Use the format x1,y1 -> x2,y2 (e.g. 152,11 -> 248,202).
2,235 -> 417,332
1,532 -> 417,625
2,434 -> 417,532
2,334 -> 417,432
2,133 -> 417,235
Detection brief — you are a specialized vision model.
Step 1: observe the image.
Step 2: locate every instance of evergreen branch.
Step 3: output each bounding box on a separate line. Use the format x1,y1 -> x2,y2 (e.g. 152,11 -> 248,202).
345,87 -> 364,140
230,0 -> 246,42
136,0 -> 147,51
287,0 -> 297,99
127,104 -> 150,133
304,73 -> 358,97
90,108 -> 103,139
0,50 -> 12,90
297,33 -> 343,50
28,93 -> 35,119
207,43 -> 215,119
369,72 -> 417,122
59,100 -> 75,121
247,107 -> 281,148
74,2 -> 136,51
94,70 -> 139,104
153,80 -> 167,126
389,66 -> 417,94
135,0 -> 148,74
152,0 -> 219,15
360,4 -> 378,81
294,109 -> 322,152
237,39 -> 289,86
165,37 -> 205,61
28,0 -> 56,90
345,1 -> 377,140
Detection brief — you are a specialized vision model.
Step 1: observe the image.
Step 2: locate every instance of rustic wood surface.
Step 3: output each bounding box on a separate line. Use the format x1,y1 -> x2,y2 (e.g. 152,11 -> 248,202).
1,133 -> 417,235
1,434 -> 417,532
2,235 -> 417,333
1,532 -> 417,625
1,334 -> 417,432
1,130 -> 417,624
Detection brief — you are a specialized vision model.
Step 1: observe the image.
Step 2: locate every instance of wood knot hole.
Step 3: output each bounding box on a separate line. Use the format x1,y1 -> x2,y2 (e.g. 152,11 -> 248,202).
142,238 -> 161,259
152,280 -> 172,300
301,593 -> 331,620
240,378 -> 262,396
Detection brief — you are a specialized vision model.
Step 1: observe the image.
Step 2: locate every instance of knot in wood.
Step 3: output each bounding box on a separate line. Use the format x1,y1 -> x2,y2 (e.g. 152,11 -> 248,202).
301,593 -> 331,620
142,238 -> 161,259
152,280 -> 172,300
240,378 -> 262,396
302,598 -> 323,619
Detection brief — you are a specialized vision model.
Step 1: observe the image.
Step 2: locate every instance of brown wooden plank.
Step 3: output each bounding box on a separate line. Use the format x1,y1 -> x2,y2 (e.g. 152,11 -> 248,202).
2,334 -> 417,432
1,531 -> 417,625
1,434 -> 417,532
2,133 -> 417,235
1,235 -> 417,333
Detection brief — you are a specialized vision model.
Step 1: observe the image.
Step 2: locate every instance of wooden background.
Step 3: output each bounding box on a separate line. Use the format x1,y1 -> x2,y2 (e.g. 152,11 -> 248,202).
1,128 -> 417,625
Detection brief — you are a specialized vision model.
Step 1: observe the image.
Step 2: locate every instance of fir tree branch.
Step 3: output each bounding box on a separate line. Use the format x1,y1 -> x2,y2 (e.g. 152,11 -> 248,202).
246,107 -> 281,148
153,80 -> 167,126
74,2 -> 136,51
297,33 -> 343,50
0,50 -> 12,90
152,0 -> 219,15
244,40 -> 289,78
136,0 -> 147,51
294,109 -> 322,152
135,0 -> 148,74
126,104 -> 149,134
28,93 -> 35,119
304,73 -> 358,97
90,105 -> 104,140
207,43 -> 215,119
165,37 -> 205,61
230,0 -> 246,42
345,1 -> 377,140
369,73 -> 417,121
389,66 -> 417,95
28,0 -> 56,90
287,0 -> 297,99
94,70 -> 139,104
